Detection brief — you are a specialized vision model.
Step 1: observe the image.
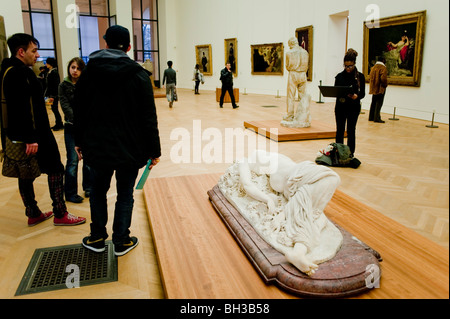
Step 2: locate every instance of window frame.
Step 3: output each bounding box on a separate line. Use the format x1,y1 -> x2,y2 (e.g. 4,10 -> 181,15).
21,0 -> 57,63
132,0 -> 160,85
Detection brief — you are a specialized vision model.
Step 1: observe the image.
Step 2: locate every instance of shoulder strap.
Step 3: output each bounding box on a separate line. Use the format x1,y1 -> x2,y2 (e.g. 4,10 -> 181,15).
1,66 -> 13,130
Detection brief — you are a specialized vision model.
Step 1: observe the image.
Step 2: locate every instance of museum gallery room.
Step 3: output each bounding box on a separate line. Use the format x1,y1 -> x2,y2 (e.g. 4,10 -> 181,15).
0,0 -> 448,305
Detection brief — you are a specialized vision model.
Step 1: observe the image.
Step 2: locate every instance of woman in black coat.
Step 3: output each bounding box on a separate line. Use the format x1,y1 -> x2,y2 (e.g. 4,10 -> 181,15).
334,49 -> 365,156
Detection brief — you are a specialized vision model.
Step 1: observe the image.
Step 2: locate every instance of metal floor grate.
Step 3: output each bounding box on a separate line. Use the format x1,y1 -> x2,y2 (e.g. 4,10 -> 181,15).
16,242 -> 117,296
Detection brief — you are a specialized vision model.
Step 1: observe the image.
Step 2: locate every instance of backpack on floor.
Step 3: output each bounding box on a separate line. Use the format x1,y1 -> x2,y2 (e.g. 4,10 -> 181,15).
315,143 -> 361,169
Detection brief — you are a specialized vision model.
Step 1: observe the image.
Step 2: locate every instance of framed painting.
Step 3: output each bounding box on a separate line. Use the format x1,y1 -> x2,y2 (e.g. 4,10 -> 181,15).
295,25 -> 313,81
363,11 -> 426,87
224,38 -> 238,77
196,44 -> 213,76
251,43 -> 284,75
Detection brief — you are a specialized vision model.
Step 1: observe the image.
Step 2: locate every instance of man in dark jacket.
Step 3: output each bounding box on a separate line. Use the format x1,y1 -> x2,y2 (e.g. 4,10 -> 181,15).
0,33 -> 86,227
45,57 -> 63,131
219,62 -> 239,109
74,25 -> 161,257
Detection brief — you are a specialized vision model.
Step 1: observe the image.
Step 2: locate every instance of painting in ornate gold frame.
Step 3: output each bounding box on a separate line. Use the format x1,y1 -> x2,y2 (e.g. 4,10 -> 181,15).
363,11 -> 426,87
196,44 -> 213,76
251,43 -> 284,75
224,38 -> 237,77
295,25 -> 313,81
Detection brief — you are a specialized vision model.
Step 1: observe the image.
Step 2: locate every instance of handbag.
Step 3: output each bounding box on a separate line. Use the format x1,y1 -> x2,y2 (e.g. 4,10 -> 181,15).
2,137 -> 41,179
1,66 -> 41,179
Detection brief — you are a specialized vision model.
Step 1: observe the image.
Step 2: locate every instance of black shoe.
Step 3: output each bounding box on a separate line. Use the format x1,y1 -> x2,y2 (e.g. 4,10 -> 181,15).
114,237 -> 139,256
84,190 -> 91,198
66,195 -> 84,203
233,105 -> 239,109
82,236 -> 106,253
374,120 -> 385,123
219,105 -> 223,108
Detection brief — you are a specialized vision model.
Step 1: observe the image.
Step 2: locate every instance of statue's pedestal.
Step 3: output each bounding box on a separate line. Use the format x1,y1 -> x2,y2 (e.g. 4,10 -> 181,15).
208,185 -> 382,298
244,120 -> 346,142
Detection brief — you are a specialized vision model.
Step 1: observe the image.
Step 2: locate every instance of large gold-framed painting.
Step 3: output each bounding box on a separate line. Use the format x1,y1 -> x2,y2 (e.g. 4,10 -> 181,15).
196,44 -> 212,76
224,38 -> 237,77
363,11 -> 426,87
295,25 -> 313,81
251,43 -> 284,75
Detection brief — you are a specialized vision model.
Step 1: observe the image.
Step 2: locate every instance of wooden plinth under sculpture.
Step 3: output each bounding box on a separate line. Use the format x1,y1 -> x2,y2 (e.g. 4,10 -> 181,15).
244,120 -> 346,142
208,185 -> 382,298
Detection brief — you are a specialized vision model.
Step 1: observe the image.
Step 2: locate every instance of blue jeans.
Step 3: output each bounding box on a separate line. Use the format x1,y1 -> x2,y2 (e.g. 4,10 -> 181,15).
89,166 -> 139,245
64,124 -> 91,198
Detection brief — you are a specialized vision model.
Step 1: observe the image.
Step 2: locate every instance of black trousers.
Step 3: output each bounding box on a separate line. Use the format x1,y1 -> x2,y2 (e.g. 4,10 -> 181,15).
369,93 -> 385,121
50,96 -> 63,127
335,105 -> 360,155
219,85 -> 237,107
194,80 -> 200,93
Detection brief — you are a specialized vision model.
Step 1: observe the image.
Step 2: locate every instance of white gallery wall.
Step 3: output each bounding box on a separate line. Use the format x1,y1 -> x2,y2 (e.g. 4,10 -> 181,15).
159,0 -> 449,124
1,0 -> 448,123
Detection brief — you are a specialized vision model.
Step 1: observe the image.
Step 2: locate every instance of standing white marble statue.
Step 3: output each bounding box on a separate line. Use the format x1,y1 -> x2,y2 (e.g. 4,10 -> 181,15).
218,151 -> 343,275
281,37 -> 311,128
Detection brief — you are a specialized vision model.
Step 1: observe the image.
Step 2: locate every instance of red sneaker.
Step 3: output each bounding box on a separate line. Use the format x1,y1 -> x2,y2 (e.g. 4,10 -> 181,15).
54,212 -> 86,226
28,212 -> 54,227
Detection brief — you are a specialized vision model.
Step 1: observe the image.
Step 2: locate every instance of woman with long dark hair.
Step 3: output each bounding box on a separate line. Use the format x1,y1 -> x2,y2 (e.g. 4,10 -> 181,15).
59,57 -> 91,203
334,49 -> 365,156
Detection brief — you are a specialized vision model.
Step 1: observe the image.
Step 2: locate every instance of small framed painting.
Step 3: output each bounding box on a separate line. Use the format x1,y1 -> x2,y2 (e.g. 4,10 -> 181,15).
196,44 -> 213,76
251,43 -> 284,75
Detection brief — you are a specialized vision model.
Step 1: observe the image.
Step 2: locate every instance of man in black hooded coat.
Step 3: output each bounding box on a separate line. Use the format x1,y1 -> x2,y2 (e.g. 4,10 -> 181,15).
74,25 -> 161,257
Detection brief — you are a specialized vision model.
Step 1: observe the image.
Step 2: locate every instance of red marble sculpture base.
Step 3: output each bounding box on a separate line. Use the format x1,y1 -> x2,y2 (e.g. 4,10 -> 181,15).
208,185 -> 382,298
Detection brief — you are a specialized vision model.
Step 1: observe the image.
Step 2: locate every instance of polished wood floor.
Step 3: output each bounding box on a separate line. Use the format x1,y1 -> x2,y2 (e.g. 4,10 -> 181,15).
145,174 -> 448,299
0,88 -> 448,299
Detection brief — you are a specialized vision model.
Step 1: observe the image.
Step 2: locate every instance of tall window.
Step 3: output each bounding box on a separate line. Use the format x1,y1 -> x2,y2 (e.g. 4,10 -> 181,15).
132,0 -> 160,84
76,0 -> 110,62
21,0 -> 56,63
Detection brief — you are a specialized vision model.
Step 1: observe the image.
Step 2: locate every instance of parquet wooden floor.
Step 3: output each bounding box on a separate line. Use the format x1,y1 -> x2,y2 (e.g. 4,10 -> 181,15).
0,88 -> 447,299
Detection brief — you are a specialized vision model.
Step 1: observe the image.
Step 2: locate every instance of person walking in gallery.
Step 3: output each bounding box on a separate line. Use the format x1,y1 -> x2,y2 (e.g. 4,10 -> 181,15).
59,57 -> 91,203
193,64 -> 204,94
334,48 -> 365,157
44,57 -> 64,131
162,60 -> 177,108
74,25 -> 161,257
219,62 -> 239,109
369,56 -> 388,123
0,33 -> 86,227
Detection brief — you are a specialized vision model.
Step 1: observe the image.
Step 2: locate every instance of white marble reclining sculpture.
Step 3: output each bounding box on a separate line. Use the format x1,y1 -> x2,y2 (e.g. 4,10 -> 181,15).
218,150 -> 343,276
